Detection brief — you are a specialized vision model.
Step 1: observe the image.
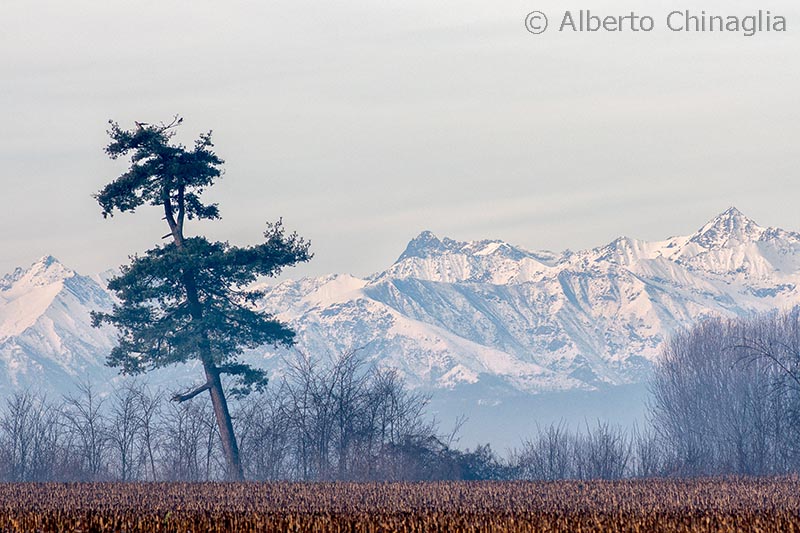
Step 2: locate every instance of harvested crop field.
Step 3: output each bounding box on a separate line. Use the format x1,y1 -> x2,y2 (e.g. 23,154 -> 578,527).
1,478 -> 800,532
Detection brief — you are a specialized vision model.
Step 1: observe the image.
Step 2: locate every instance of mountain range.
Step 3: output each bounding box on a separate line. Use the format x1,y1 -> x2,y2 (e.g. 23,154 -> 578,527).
3,207 -> 800,401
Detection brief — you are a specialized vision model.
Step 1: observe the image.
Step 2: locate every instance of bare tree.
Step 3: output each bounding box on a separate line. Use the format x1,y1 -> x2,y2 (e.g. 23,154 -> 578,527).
0,391 -> 37,481
134,384 -> 163,481
630,423 -> 663,478
330,350 -> 370,479
107,382 -> 144,481
573,421 -> 631,480
161,396 -> 220,481
650,310 -> 800,476
235,388 -> 291,481
515,421 -> 574,480
61,382 -> 109,480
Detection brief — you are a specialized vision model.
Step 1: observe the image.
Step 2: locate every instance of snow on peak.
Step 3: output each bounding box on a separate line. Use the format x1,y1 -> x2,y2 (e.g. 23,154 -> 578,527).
1,256 -> 74,290
397,231 -> 451,260
691,207 -> 764,249
382,231 -> 555,285
0,257 -> 75,341
301,274 -> 367,308
0,256 -> 116,391
35,255 -> 61,266
399,230 -> 549,261
4,207 -> 800,400
31,254 -> 74,278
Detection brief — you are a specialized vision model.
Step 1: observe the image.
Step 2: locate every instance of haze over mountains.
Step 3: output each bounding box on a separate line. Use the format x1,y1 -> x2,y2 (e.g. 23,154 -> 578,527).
3,207 -> 800,401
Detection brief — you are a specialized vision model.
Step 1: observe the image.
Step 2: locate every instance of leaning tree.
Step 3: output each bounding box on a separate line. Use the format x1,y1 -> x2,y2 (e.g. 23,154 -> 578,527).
92,117 -> 311,480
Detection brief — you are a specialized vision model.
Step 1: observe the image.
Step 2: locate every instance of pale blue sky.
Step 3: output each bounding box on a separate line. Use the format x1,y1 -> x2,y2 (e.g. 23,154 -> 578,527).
2,0 -> 799,278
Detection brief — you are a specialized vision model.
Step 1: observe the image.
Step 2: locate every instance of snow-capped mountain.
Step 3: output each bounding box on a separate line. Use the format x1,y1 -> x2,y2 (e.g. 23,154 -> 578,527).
0,256 -> 116,394
4,207 -> 800,398
259,207 -> 800,393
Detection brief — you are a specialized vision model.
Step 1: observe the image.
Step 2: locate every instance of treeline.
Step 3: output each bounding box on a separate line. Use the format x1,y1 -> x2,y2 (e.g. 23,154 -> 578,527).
0,349 -> 657,482
513,308 -> 800,480
5,308 -> 800,481
514,308 -> 800,479
649,308 -> 800,476
0,380 -> 660,481
0,352 -> 509,482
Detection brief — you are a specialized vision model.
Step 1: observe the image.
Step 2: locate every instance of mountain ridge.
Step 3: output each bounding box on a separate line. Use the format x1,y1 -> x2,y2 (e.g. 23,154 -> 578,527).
3,208 -> 800,398
261,207 -> 800,392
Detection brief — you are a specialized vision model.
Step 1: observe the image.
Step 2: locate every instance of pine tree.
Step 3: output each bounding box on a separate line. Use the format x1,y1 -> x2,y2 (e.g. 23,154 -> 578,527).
91,117 -> 311,480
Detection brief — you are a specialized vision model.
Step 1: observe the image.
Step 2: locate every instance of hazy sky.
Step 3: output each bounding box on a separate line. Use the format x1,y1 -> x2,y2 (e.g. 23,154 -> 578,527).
3,0 -> 799,278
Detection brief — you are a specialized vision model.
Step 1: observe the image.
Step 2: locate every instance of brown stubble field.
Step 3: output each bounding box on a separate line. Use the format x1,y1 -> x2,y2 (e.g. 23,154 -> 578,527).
1,478 -> 799,532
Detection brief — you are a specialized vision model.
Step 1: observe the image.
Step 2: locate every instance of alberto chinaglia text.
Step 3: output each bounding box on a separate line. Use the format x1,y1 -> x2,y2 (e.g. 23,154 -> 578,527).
559,10 -> 786,37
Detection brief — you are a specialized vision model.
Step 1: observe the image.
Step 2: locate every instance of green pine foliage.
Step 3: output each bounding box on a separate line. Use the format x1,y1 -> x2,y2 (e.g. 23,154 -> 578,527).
91,117 -> 311,398
96,118 -> 222,221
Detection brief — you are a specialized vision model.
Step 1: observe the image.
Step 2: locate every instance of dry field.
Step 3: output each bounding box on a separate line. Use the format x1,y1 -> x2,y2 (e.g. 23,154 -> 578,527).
1,478 -> 799,532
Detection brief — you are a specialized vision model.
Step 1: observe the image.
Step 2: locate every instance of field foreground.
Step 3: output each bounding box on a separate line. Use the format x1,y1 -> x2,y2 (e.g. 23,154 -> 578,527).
1,478 -> 800,532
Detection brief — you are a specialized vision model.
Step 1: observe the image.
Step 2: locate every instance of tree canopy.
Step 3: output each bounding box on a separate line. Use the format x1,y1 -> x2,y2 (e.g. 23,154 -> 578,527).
92,117 -> 311,478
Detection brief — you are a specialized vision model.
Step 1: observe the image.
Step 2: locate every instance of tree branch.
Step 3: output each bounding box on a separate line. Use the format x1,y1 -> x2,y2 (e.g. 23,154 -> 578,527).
171,382 -> 211,403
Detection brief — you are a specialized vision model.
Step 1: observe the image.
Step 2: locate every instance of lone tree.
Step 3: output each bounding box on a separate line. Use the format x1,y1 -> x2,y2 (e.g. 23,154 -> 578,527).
92,117 -> 311,480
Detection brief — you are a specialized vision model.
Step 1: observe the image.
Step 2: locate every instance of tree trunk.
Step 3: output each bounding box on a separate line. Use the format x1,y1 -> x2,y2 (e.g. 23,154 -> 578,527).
203,359 -> 244,481
163,194 -> 244,481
